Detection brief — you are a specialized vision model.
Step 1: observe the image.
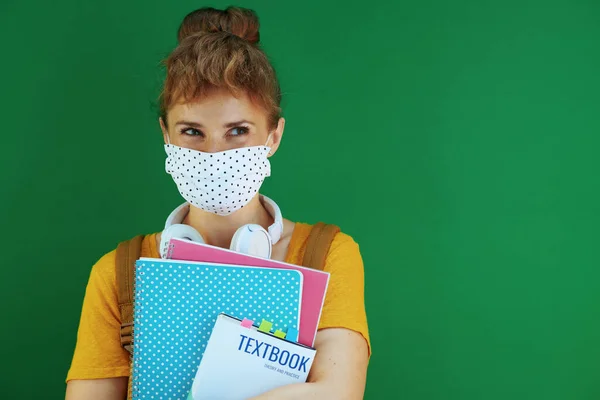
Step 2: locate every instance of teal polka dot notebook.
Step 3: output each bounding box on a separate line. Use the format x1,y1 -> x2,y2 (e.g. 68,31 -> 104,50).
131,258 -> 303,400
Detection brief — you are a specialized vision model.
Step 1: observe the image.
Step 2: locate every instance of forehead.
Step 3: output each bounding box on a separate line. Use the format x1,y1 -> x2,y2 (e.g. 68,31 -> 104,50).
167,89 -> 267,125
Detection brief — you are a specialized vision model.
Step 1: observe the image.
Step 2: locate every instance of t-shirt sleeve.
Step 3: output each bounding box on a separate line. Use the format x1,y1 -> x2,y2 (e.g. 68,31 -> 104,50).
317,232 -> 371,356
66,250 -> 131,382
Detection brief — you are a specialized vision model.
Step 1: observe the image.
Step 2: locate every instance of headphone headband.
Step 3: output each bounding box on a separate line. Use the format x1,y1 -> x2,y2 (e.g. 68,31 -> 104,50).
163,195 -> 283,245
260,195 -> 283,244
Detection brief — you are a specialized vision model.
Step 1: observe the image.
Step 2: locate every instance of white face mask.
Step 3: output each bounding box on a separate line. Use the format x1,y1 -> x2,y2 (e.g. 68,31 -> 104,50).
164,136 -> 272,215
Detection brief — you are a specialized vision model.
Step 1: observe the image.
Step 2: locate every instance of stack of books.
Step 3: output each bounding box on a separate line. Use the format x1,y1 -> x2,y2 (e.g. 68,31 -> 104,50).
131,237 -> 330,400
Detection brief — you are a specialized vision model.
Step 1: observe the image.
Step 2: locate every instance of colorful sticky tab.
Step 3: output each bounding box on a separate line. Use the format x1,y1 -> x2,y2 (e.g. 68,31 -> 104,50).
285,327 -> 299,342
274,329 -> 286,339
258,319 -> 273,333
241,318 -> 254,328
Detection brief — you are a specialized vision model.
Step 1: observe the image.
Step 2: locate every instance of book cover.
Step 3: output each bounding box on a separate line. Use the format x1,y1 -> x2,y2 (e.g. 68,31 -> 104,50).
190,313 -> 316,400
132,258 -> 303,400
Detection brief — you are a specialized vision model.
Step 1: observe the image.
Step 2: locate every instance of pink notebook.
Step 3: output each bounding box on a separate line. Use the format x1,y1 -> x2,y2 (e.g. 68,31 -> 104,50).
166,238 -> 330,347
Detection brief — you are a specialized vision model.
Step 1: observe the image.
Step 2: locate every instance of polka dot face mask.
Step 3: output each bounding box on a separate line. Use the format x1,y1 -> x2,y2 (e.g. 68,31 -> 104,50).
164,139 -> 272,215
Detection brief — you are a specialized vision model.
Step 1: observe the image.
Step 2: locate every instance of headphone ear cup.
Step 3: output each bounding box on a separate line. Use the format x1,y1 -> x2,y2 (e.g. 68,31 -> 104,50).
230,224 -> 272,259
159,224 -> 205,258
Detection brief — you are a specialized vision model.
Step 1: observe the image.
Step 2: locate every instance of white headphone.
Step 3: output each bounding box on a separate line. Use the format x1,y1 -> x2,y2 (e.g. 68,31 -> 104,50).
159,195 -> 284,260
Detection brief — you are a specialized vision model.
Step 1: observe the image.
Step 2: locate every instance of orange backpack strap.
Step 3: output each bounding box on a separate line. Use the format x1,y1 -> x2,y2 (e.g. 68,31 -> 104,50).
302,222 -> 340,271
115,234 -> 145,354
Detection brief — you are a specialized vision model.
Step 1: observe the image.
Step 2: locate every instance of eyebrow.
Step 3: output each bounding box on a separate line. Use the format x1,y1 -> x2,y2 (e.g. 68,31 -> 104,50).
174,120 -> 255,128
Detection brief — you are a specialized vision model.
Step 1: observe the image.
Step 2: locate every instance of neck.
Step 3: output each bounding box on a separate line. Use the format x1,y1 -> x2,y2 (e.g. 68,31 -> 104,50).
183,195 -> 274,248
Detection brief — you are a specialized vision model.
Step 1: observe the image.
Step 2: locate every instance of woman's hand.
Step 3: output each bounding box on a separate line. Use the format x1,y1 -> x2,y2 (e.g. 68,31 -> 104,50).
248,328 -> 369,400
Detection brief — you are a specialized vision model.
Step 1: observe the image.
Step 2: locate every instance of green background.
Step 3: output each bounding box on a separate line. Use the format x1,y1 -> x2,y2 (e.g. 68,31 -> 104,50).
1,0 -> 599,399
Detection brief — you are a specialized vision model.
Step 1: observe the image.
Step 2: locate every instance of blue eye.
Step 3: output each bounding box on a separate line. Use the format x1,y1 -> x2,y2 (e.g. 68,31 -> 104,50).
182,127 -> 202,136
230,127 -> 249,136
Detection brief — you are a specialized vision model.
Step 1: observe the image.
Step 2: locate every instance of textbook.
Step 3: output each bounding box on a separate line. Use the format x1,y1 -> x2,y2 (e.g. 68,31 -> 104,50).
132,258 -> 303,400
189,313 -> 316,400
166,237 -> 330,347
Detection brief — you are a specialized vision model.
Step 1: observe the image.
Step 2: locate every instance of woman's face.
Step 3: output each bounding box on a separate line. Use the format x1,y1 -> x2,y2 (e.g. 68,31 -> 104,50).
160,89 -> 284,155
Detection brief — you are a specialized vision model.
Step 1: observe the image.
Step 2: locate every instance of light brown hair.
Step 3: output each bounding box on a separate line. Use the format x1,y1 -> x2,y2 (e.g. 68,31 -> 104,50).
160,6 -> 282,128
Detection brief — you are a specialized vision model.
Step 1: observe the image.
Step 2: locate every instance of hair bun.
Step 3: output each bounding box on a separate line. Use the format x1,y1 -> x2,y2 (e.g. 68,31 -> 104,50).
177,6 -> 260,45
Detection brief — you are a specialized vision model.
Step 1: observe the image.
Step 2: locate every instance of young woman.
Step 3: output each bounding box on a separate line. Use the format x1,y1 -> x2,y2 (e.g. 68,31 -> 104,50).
65,6 -> 370,400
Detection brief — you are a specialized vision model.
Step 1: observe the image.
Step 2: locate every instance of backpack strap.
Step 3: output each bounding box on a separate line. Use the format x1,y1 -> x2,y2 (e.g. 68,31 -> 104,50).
115,234 -> 145,354
302,222 -> 340,271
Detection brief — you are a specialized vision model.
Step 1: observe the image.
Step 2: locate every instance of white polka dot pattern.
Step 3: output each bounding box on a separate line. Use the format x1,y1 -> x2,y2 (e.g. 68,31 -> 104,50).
164,144 -> 271,215
132,260 -> 302,400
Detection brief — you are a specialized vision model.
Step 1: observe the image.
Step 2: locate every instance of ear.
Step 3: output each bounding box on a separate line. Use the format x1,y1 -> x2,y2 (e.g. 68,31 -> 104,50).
159,117 -> 169,145
267,117 -> 285,157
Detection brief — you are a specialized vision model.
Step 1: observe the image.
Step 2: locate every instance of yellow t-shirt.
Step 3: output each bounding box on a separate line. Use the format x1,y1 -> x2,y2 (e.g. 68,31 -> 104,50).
66,222 -> 370,384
